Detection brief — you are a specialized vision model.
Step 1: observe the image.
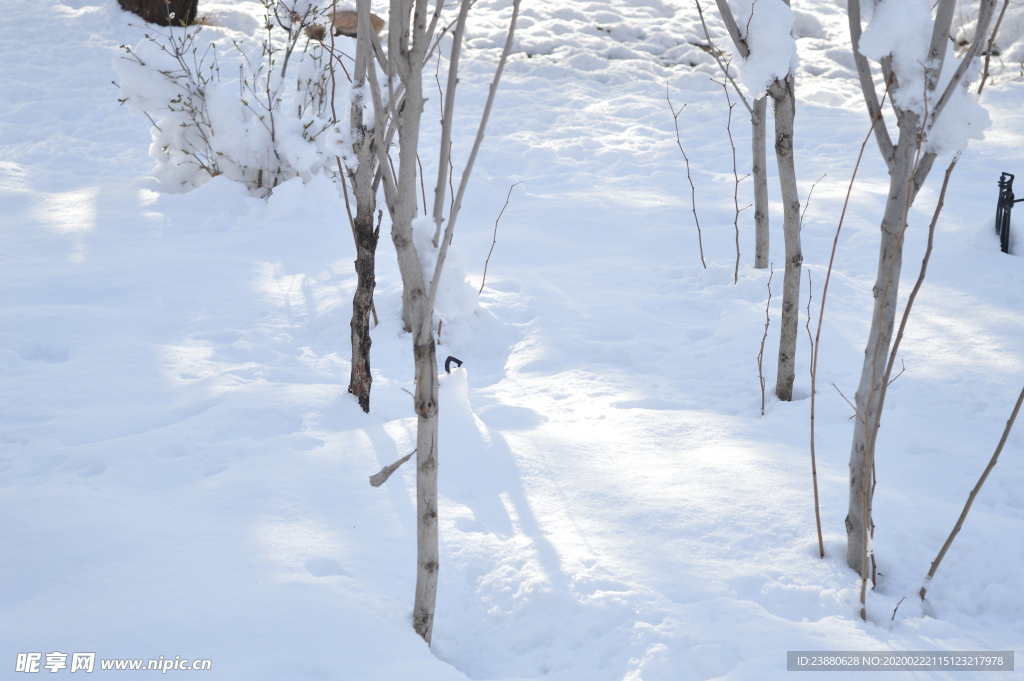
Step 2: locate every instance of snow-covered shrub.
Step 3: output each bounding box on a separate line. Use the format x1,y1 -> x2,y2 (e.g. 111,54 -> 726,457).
115,0 -> 351,195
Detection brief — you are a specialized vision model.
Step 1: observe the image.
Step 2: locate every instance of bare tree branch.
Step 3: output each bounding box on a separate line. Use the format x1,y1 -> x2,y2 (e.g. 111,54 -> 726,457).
712,0 -> 749,57
432,0 -> 473,245
929,0 -> 997,123
925,0 -> 957,91
758,266 -> 774,415
696,1 -> 752,113
848,0 -> 896,166
428,0 -> 522,310
978,0 -> 1011,94
479,181 -> 522,293
920,384 -> 1024,600
370,450 -> 416,486
667,88 -> 706,268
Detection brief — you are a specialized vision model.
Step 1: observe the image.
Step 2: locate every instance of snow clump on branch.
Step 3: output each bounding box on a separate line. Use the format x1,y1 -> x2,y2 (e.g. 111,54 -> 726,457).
412,217 -> 480,325
732,0 -> 799,97
859,0 -> 990,156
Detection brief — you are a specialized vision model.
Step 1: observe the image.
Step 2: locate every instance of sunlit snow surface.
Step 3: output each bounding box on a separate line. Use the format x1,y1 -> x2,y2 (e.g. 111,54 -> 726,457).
2,0 -> 1024,679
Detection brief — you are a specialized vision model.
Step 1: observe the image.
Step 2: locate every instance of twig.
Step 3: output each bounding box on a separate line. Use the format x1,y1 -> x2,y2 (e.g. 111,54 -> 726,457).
882,34 -> 1002,597
809,80 -> 890,563
803,270 -> 824,557
479,181 -> 522,294
928,0 -> 997,125
448,141 -> 456,226
978,0 -> 1010,94
715,78 -> 743,284
887,358 -> 906,386
805,271 -> 814,380
427,0 -> 522,310
758,266 -> 774,415
800,173 -> 827,229
371,209 -> 382,327
431,0 -> 473,245
744,0 -> 761,43
833,383 -> 864,423
339,157 -> 357,239
143,111 -> 163,132
666,87 -> 706,269
369,449 -> 416,487
695,1 -> 752,113
417,153 -> 429,216
920,383 -> 1024,600
892,596 -> 906,620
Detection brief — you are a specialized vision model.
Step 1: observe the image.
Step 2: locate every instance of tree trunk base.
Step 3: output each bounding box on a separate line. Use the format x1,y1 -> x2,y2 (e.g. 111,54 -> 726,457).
118,0 -> 198,26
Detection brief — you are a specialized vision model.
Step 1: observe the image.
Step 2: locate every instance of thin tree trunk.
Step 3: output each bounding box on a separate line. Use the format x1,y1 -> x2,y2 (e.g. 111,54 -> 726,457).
348,197 -> 378,411
753,96 -> 770,270
842,0 -> 996,606
769,76 -> 802,401
365,0 -> 517,644
845,112 -> 919,576
700,1 -> 767,272
348,15 -> 380,413
410,329 -> 439,642
378,0 -> 439,644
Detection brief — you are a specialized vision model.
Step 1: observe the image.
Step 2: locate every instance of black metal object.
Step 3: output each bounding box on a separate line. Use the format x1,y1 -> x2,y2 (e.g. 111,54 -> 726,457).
996,172 -> 1024,254
444,356 -> 463,374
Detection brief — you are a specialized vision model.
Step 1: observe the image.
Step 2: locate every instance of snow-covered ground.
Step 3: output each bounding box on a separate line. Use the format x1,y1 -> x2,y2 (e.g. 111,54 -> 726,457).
2,0 -> 1024,678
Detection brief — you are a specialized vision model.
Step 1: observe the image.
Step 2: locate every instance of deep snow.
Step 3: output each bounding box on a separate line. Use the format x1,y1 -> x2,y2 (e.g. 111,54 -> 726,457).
2,0 -> 1024,679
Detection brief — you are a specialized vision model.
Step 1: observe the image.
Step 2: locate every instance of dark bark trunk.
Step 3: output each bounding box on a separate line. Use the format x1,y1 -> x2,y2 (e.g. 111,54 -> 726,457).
348,207 -> 378,412
347,5 -> 381,414
118,0 -> 197,26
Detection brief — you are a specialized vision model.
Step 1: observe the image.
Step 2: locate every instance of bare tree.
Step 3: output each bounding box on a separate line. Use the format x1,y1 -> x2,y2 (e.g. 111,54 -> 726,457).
709,0 -> 802,401
361,0 -> 520,644
843,0 -> 996,609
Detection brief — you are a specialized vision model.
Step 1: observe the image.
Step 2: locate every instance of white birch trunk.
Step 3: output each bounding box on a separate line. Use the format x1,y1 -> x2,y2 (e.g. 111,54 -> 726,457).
768,77 -> 802,402
365,0 -> 518,644
843,0 -> 996,579
845,112 -> 918,576
376,0 -> 440,644
753,96 -> 770,270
